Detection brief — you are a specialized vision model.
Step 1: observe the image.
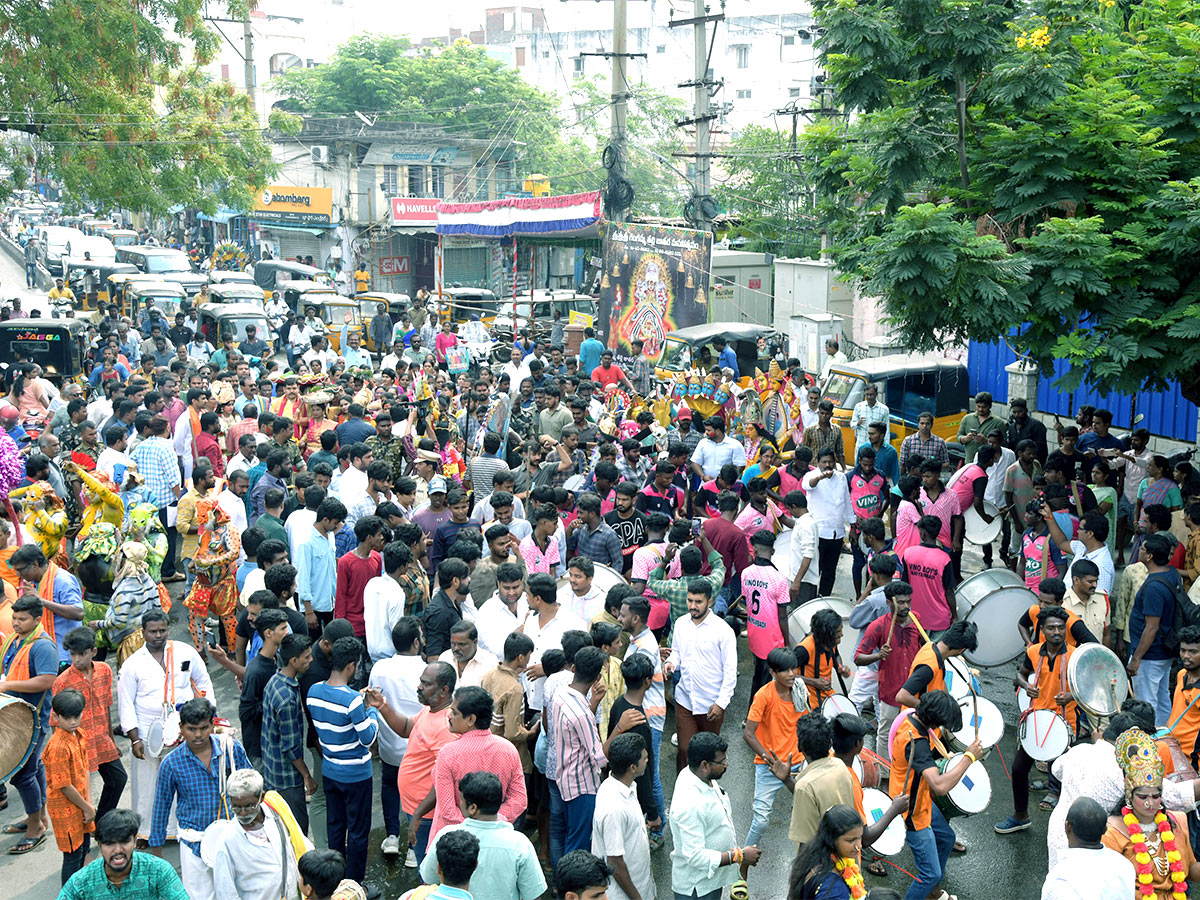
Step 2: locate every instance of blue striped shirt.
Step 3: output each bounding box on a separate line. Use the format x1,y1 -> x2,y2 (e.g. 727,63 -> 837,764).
149,735 -> 251,854
306,680 -> 379,783
130,435 -> 181,507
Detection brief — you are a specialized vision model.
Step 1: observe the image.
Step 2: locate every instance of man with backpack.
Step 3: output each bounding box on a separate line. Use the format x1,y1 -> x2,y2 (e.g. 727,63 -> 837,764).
1128,533 -> 1193,726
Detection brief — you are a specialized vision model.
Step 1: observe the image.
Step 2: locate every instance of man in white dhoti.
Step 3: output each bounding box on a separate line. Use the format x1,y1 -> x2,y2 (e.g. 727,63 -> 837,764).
116,609 -> 212,840
209,768 -> 306,900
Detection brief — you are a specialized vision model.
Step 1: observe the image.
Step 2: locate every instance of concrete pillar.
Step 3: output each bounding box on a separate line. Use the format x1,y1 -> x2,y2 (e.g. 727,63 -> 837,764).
1006,360 -> 1039,411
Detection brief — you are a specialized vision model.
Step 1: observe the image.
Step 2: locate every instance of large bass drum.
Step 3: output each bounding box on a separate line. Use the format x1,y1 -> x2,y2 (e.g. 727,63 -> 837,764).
957,569 -> 1037,667
0,697 -> 36,781
1066,642 -> 1129,718
788,597 -> 860,679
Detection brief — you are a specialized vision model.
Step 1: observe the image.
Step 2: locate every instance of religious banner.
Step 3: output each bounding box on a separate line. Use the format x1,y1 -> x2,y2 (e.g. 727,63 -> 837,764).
598,221 -> 712,366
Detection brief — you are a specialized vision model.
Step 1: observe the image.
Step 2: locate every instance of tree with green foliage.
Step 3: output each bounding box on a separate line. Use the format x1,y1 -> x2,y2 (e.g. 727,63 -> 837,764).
0,0 -> 277,215
803,0 -> 1200,401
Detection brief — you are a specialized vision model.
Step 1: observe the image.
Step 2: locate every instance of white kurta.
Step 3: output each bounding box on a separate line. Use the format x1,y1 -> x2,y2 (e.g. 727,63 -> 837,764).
210,808 -> 302,900
117,641 -> 213,838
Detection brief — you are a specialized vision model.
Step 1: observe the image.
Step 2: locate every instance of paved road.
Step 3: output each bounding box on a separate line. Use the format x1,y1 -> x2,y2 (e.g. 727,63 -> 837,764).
3,539 -> 1055,900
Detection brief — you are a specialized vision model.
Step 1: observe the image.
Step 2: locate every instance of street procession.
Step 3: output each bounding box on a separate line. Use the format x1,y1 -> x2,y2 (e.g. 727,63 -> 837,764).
4,1 -> 1200,899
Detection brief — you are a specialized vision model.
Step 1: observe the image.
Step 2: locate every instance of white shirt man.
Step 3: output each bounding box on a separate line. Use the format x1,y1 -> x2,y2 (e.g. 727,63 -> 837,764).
786,507 -> 820,594
522,606 -> 586,711
116,637 -> 213,840
667,599 -> 737,725
803,466 -> 853,540
368,647 -> 426,770
475,591 -> 530,661
983,443 -> 1017,506
849,394 -> 890,449
593,763 -> 655,900
364,570 -> 409,662
209,784 -> 302,900
690,432 -> 747,479
437,645 -> 500,689
97,444 -> 133,490
502,358 -> 532,399
285,506 -> 319,561
172,408 -> 197,482
226,445 -> 258,478
1041,845 -> 1135,900
216,484 -> 249,547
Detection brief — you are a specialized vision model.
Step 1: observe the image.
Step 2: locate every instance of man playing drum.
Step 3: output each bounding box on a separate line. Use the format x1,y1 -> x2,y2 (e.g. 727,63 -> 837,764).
1017,577 -> 1100,649
794,607 -> 850,713
115,610 -> 212,842
889,690 -> 982,900
854,582 -> 924,759
895,621 -> 979,709
996,606 -> 1081,834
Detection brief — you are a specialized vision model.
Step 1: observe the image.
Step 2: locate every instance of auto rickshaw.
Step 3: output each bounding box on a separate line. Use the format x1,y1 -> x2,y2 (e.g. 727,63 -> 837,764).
441,287 -> 500,326
126,282 -> 187,328
310,297 -> 363,353
197,304 -> 275,356
820,352 -> 969,453
357,291 -> 410,352
276,279 -> 336,314
208,283 -> 266,309
654,323 -> 781,387
252,259 -> 326,293
87,263 -> 138,310
0,318 -> 91,388
107,229 -> 138,249
209,270 -> 256,286
103,272 -> 177,318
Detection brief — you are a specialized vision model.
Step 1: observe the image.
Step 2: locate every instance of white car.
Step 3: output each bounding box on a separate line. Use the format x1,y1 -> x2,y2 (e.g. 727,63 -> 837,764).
61,234 -> 116,271
36,225 -> 85,275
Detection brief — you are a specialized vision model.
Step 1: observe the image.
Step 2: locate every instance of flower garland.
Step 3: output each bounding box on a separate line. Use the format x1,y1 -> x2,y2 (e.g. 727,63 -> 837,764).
834,857 -> 867,900
1123,807 -> 1187,900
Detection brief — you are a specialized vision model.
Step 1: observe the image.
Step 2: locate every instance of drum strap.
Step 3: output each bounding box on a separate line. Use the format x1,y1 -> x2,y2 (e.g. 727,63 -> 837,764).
1161,681 -> 1200,739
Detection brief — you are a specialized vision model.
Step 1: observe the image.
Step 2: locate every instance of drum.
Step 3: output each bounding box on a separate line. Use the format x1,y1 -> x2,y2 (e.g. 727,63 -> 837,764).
1067,642 -> 1129,718
933,753 -> 991,818
1157,735 -> 1200,783
861,787 -> 905,856
200,817 -> 237,867
947,696 -> 1005,755
788,597 -> 860,679
1018,708 -> 1072,762
0,696 -> 36,782
852,747 -> 889,790
145,708 -> 182,757
821,694 -> 858,720
944,656 -> 981,701
775,529 -> 793,567
963,500 -> 1002,546
1016,687 -> 1032,713
957,569 -> 1038,667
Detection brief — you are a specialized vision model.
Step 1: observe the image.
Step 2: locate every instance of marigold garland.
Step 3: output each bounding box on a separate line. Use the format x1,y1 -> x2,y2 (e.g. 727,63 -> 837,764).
1123,808 -> 1187,900
834,857 -> 867,900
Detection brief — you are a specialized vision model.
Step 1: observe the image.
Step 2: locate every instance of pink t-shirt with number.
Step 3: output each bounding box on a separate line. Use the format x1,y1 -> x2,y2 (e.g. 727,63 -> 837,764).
741,562 -> 790,659
901,543 -> 954,631
631,542 -> 669,630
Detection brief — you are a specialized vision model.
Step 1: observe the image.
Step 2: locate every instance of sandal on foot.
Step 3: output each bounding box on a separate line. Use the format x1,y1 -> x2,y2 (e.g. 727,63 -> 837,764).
865,859 -> 888,876
1040,793 -> 1059,811
1,824 -> 26,834
7,833 -> 45,854
730,880 -> 749,900
953,839 -> 969,853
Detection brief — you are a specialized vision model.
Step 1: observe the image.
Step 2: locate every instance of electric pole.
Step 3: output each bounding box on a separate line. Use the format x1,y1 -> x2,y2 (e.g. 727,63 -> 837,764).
670,1 -> 723,233
610,0 -> 629,222
243,12 -> 256,111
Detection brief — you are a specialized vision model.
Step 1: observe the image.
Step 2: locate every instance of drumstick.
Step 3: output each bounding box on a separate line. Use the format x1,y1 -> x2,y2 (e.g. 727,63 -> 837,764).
883,613 -> 896,652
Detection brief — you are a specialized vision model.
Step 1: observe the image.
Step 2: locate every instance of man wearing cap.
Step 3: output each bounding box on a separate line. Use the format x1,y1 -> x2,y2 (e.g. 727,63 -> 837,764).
413,476 -> 451,539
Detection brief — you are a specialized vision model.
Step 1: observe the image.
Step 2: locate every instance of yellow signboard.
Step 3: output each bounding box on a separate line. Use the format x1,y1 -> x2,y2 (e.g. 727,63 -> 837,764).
568,310 -> 594,327
252,186 -> 333,225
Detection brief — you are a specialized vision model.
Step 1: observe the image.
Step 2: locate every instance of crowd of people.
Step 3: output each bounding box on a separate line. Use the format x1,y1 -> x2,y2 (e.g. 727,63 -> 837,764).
2,301 -> 1200,900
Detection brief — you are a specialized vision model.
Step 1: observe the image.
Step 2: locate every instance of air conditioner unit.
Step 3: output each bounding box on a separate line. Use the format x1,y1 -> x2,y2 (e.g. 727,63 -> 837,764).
311,145 -> 329,165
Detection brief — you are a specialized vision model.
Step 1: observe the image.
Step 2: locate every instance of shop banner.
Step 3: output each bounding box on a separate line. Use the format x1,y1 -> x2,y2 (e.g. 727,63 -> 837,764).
598,221 -> 712,366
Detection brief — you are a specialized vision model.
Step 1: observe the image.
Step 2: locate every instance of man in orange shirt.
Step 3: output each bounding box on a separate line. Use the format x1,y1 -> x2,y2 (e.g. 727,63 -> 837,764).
895,621 -> 978,709
740,647 -> 806,875
1168,626 -> 1200,773
831,712 -> 907,875
889,690 -> 981,900
795,607 -> 849,712
53,627 -> 125,825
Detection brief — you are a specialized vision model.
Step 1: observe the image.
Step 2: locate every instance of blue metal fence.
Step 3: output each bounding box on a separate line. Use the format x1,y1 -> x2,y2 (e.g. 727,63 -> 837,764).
967,339 -> 1197,442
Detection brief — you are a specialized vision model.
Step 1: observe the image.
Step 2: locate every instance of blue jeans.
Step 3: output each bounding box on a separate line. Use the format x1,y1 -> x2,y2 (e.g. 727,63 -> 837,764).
905,805 -> 956,900
548,781 -> 566,869
324,775 -> 372,883
1132,656 -> 1174,727
715,573 -> 741,616
411,815 -> 432,872
746,761 -> 803,847
564,792 -> 597,854
650,727 -> 665,836
381,761 -> 401,837
25,261 -> 37,288
11,731 -> 46,815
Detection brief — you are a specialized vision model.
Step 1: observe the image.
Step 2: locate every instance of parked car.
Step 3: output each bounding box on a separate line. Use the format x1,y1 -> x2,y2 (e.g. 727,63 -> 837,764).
36,225 -> 85,275
115,245 -> 207,295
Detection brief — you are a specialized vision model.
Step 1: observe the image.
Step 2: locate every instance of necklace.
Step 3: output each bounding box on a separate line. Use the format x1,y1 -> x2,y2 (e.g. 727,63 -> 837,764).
1123,807 -> 1187,900
834,857 -> 867,900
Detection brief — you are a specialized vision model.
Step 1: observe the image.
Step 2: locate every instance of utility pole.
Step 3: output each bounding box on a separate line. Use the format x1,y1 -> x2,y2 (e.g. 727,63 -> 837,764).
243,12 -> 256,111
670,2 -> 723,233
610,0 -> 630,222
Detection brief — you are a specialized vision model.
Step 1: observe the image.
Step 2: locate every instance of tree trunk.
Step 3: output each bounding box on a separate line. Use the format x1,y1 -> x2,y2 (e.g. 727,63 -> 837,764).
956,72 -> 970,190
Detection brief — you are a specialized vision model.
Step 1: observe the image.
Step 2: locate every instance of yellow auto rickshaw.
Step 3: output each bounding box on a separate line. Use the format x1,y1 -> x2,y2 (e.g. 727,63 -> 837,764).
209,283 -> 266,309
102,272 -> 175,318
821,352 -> 969,454
91,263 -> 139,309
357,291 -> 410,352
277,279 -> 335,315
126,282 -> 187,327
197,304 -> 274,356
310,297 -> 363,353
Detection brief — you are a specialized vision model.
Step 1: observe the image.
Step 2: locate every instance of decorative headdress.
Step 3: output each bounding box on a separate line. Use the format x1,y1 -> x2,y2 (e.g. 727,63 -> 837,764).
1115,728 -> 1164,797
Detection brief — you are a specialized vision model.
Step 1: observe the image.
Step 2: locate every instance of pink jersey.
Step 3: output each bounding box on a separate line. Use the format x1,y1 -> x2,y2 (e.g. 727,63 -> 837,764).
735,500 -> 783,540
741,562 -> 790,658
1022,530 -> 1060,590
631,543 -> 669,630
950,464 -> 986,515
901,543 -> 953,631
778,466 -> 807,498
848,471 -> 888,520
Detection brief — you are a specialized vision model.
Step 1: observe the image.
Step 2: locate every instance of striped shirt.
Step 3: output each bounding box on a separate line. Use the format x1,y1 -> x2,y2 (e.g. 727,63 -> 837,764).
625,627 -> 666,732
552,683 -> 607,801
306,681 -> 379,783
899,432 -> 948,469
919,484 -> 963,545
519,533 -> 561,575
129,435 -> 180,507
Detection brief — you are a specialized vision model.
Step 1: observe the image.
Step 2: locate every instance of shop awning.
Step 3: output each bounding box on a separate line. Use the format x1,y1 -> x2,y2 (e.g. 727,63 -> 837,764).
198,207 -> 244,224
436,191 -> 602,239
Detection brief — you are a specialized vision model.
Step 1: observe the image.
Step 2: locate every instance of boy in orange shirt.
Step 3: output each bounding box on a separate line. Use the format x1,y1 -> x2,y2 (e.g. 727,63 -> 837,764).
44,688 -> 95,885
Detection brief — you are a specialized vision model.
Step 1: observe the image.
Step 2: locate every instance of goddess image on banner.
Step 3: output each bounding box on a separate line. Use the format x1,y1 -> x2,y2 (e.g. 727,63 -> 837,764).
599,222 -> 712,367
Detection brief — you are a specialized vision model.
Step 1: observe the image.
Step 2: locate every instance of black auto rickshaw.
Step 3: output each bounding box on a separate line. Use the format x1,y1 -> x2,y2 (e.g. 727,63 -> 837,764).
253,260 -> 326,293
0,318 -> 92,388
275,279 -> 336,315
654,322 -> 782,387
